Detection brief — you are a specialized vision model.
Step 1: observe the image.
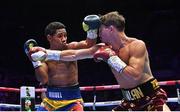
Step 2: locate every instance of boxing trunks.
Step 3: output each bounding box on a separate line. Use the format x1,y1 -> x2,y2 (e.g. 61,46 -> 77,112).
37,84 -> 84,111
113,78 -> 167,111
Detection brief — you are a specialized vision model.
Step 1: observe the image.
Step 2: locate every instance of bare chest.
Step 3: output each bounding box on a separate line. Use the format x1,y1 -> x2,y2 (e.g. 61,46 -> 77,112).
47,61 -> 77,74
117,47 -> 130,64
46,61 -> 78,86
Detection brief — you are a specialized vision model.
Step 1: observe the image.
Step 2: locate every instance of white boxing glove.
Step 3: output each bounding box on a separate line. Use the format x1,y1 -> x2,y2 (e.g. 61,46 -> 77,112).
31,49 -> 61,61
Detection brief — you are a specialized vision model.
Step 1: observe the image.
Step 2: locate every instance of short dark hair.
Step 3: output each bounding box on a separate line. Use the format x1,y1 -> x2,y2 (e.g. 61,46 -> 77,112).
100,11 -> 125,31
44,22 -> 66,36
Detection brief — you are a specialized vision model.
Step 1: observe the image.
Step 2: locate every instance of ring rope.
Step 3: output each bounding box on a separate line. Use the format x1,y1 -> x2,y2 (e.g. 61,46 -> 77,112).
0,97 -> 178,109
0,80 -> 180,92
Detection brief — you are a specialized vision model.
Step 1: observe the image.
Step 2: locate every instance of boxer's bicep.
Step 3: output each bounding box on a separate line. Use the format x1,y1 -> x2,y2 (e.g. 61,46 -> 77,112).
123,41 -> 146,79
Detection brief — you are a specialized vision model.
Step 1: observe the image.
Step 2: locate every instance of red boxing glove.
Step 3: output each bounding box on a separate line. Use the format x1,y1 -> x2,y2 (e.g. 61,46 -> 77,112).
94,46 -> 127,73
93,46 -> 116,62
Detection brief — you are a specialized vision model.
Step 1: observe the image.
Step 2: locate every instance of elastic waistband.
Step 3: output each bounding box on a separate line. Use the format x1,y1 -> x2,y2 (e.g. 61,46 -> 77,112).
121,78 -> 160,101
46,84 -> 82,100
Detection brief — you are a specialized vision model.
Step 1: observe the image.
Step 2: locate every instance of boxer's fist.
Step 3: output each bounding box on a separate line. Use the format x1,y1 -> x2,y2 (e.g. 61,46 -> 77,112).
31,48 -> 61,62
24,39 -> 43,68
82,15 -> 101,39
94,46 -> 127,73
29,47 -> 47,62
82,15 -> 101,31
24,39 -> 38,55
93,46 -> 116,62
24,39 -> 46,61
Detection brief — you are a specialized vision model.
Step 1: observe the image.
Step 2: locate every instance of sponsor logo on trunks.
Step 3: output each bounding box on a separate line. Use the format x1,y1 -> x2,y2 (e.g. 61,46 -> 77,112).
122,79 -> 160,101
147,105 -> 154,111
150,79 -> 159,90
122,87 -> 144,100
48,92 -> 62,98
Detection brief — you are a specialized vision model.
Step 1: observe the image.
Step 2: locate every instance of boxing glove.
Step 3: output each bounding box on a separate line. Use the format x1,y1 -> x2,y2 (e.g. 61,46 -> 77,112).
93,46 -> 116,62
82,15 -> 101,39
24,39 -> 38,55
94,46 -> 127,73
24,39 -> 43,68
29,47 -> 47,62
31,48 -> 61,61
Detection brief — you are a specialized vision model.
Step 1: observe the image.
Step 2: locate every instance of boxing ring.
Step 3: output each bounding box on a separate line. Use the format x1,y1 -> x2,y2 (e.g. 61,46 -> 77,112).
0,80 -> 180,111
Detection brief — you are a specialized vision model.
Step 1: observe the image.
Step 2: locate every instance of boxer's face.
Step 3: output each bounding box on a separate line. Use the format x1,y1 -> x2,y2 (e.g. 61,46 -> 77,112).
48,28 -> 67,49
99,25 -> 112,45
55,29 -> 67,43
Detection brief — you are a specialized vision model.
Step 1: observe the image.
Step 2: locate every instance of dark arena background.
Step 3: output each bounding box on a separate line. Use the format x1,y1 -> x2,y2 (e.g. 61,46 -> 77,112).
0,0 -> 180,111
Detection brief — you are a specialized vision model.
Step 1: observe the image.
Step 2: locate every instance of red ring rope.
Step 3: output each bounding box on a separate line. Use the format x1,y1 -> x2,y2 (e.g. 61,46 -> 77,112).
0,87 -> 19,92
0,80 -> 180,92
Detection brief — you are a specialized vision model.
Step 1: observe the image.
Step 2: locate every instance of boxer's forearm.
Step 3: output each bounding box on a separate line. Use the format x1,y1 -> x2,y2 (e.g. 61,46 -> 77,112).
34,63 -> 48,85
60,49 -> 93,61
45,46 -> 98,61
30,44 -> 99,61
122,65 -> 143,80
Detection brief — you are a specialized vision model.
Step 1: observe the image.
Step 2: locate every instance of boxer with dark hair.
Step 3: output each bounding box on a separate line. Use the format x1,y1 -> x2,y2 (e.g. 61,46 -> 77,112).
24,15 -> 101,111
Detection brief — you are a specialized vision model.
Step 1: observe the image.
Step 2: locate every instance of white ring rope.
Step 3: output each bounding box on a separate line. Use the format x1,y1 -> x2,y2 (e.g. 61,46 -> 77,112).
0,80 -> 180,110
0,97 -> 178,108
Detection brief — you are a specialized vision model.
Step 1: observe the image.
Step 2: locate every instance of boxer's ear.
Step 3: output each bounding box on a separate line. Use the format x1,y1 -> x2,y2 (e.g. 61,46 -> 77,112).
47,34 -> 52,42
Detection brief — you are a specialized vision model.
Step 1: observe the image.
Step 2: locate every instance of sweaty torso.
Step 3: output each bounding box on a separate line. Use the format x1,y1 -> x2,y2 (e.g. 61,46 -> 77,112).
112,38 -> 154,89
46,60 -> 78,87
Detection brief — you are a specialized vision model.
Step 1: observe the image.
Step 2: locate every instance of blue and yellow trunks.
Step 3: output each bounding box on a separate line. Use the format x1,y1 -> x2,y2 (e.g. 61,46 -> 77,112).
38,84 -> 84,111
